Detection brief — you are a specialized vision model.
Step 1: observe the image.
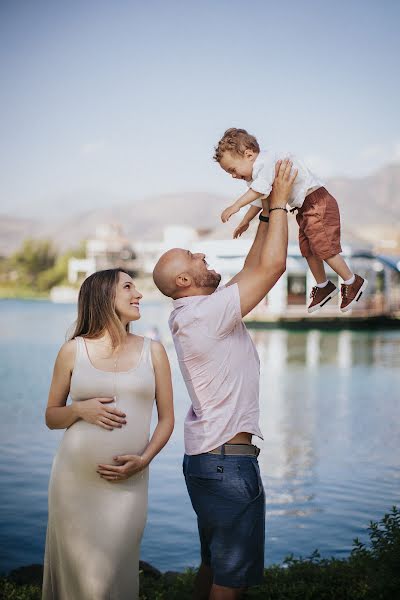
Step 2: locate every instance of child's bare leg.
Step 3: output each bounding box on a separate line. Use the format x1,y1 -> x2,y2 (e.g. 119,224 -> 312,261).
306,255 -> 328,284
325,254 -> 353,281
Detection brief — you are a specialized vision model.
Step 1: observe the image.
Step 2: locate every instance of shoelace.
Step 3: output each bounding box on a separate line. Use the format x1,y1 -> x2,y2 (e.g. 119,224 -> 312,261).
341,284 -> 348,298
310,286 -> 318,299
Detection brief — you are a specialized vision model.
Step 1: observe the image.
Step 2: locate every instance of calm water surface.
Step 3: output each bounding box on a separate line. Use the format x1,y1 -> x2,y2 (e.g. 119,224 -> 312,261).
0,299 -> 399,574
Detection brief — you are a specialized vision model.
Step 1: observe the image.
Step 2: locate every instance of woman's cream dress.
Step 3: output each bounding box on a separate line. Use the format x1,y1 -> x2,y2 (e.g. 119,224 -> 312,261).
42,336 -> 155,600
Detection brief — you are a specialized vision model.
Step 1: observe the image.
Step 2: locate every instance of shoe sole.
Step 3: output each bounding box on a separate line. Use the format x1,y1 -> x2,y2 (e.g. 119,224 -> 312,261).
340,279 -> 369,313
308,288 -> 339,313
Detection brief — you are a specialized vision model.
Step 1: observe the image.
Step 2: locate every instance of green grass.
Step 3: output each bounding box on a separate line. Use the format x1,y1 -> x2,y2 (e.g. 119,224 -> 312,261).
1,507 -> 399,600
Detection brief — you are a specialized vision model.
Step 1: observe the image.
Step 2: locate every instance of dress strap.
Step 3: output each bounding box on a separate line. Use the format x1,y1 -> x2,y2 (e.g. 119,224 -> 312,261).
72,336 -> 84,370
141,336 -> 152,366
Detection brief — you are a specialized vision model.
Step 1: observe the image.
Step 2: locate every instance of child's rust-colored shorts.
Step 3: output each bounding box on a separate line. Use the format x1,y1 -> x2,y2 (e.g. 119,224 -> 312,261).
295,187 -> 342,260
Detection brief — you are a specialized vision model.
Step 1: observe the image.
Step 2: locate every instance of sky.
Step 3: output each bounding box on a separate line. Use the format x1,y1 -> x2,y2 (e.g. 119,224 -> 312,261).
1,0 -> 399,218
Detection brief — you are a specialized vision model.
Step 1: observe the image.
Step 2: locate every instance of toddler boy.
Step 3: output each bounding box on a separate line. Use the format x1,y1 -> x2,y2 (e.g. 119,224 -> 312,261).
214,128 -> 368,313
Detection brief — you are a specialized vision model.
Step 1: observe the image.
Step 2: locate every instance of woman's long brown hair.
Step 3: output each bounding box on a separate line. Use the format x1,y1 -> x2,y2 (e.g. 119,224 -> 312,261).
69,268 -> 132,349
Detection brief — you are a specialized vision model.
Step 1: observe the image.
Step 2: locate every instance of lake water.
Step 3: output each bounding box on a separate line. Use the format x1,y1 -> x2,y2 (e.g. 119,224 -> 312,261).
0,299 -> 399,575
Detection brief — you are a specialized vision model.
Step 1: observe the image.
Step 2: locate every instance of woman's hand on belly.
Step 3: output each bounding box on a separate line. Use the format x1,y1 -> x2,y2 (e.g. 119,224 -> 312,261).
97,454 -> 147,482
73,397 -> 127,430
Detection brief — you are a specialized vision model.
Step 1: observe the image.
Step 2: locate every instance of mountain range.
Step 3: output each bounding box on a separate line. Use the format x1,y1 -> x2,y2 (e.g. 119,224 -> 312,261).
1,164 -> 399,256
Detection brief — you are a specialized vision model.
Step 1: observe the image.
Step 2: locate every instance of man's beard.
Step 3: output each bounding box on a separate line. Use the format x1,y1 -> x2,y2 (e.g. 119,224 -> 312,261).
193,269 -> 221,290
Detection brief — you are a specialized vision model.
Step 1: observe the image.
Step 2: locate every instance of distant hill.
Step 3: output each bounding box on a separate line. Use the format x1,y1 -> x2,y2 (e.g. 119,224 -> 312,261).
0,192 -> 229,255
0,215 -> 42,256
1,164 -> 399,256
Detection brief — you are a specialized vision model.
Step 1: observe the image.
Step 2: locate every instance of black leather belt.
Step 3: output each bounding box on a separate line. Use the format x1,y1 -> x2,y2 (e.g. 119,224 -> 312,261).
207,443 -> 260,457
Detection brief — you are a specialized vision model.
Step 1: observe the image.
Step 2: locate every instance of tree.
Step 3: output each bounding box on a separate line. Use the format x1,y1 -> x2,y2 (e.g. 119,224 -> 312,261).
36,244 -> 86,292
10,239 -> 57,288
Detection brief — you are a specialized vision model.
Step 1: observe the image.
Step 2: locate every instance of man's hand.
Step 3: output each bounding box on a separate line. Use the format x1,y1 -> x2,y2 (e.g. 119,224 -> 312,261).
226,158 -> 296,317
268,159 -> 298,209
221,203 -> 240,223
97,454 -> 148,482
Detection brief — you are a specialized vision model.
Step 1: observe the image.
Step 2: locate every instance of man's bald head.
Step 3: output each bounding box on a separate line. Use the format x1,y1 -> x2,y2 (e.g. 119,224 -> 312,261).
153,248 -> 190,298
153,248 -> 221,298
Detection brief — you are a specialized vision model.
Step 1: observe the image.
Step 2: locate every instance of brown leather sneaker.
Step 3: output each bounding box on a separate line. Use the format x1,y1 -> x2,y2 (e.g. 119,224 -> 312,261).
308,280 -> 339,313
340,274 -> 368,312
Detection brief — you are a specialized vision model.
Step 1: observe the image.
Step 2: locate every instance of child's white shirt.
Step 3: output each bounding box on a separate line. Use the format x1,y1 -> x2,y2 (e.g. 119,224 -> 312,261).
248,150 -> 324,209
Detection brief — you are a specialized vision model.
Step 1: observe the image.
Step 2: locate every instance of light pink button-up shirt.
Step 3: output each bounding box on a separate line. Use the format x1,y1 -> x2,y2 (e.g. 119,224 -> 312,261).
169,283 -> 263,455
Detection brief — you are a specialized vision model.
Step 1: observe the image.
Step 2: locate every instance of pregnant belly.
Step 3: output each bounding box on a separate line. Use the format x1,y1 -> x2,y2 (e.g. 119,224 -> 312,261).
56,414 -> 150,476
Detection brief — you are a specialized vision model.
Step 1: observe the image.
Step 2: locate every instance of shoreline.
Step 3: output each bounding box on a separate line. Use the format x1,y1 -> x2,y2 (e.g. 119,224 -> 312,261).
0,279 -> 168,303
2,507 -> 399,598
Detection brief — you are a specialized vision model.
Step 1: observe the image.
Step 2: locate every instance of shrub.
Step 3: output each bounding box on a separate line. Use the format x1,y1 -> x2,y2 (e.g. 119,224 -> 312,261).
1,508 -> 399,600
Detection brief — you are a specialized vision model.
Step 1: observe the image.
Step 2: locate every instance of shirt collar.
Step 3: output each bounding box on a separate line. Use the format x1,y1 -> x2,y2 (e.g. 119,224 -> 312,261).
172,295 -> 207,309
172,285 -> 225,309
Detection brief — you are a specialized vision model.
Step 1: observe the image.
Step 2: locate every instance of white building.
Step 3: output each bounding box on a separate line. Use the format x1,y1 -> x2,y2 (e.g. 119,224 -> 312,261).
134,226 -> 400,320
134,225 -> 198,274
54,221 -> 400,318
68,223 -> 137,285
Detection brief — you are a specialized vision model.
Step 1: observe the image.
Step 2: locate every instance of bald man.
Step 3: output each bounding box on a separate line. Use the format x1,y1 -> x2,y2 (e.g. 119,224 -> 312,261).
153,160 -> 296,600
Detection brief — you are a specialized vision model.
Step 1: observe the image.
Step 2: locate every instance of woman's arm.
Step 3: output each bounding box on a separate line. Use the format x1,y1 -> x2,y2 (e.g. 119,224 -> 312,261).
141,340 -> 174,465
97,341 -> 174,481
45,341 -> 80,429
45,340 -> 126,431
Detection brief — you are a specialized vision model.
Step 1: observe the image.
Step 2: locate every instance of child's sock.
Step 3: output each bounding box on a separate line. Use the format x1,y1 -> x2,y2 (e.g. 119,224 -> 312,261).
343,275 -> 355,285
316,280 -> 329,288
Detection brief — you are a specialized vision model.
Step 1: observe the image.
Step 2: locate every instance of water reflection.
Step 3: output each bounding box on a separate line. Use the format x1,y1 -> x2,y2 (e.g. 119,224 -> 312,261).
0,300 -> 399,571
256,331 -> 317,514
251,328 -> 400,370
249,328 -> 400,544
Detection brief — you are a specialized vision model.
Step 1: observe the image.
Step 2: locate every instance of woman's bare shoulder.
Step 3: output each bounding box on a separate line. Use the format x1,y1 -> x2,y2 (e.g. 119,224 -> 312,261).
149,339 -> 168,361
126,332 -> 145,346
126,334 -> 166,359
56,339 -> 77,369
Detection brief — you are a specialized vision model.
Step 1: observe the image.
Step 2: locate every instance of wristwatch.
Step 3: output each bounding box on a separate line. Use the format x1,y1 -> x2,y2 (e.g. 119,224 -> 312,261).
259,213 -> 269,223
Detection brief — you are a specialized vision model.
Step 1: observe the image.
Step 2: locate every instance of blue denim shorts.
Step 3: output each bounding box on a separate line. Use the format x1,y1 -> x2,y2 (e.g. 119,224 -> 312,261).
183,452 -> 265,588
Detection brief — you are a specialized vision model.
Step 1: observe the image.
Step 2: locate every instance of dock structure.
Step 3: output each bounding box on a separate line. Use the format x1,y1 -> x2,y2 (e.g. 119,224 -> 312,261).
189,240 -> 400,328
56,223 -> 400,327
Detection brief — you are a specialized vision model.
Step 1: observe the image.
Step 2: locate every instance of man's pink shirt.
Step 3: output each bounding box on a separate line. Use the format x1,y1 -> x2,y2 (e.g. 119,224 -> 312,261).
169,283 -> 263,455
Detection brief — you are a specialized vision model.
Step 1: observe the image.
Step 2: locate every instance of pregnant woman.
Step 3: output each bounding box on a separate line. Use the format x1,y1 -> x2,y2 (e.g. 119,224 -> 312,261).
42,268 -> 174,600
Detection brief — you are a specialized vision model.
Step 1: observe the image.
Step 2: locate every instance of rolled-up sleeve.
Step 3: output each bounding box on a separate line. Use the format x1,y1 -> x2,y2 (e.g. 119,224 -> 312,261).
195,284 -> 242,338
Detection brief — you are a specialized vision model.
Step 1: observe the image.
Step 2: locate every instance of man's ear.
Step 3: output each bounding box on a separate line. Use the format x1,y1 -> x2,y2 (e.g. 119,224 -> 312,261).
176,273 -> 191,289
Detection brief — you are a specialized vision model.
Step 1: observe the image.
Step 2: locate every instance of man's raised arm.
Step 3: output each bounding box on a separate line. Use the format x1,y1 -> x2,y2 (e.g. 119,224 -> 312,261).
226,159 -> 297,317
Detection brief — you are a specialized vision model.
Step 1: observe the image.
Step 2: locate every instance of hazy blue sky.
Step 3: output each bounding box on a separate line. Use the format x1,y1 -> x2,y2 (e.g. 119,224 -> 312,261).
1,0 -> 399,218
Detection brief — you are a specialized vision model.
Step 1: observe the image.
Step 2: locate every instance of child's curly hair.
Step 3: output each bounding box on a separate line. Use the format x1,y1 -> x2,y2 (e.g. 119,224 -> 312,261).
213,128 -> 260,163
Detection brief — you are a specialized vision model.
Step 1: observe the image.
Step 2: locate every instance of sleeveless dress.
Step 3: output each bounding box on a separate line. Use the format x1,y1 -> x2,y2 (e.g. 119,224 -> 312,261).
42,336 -> 155,600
